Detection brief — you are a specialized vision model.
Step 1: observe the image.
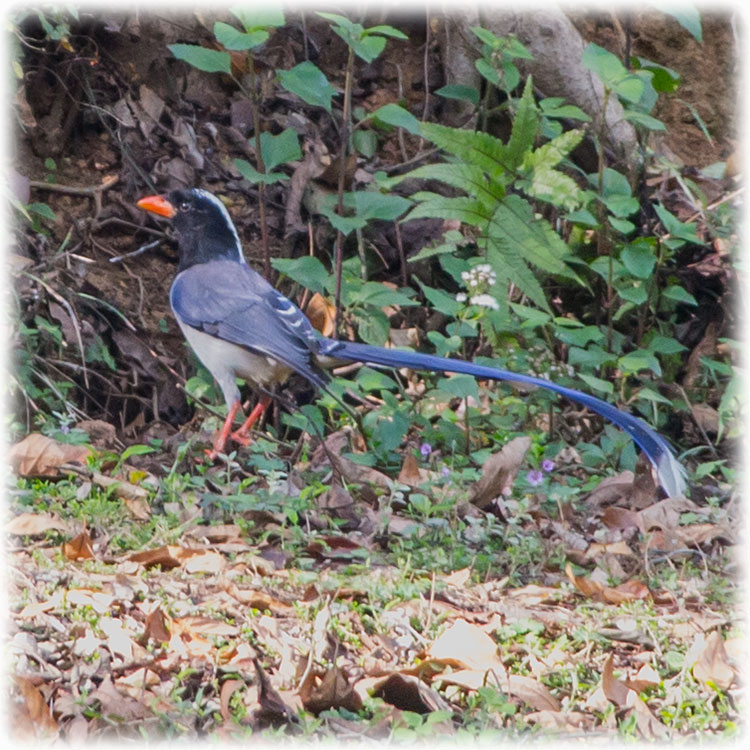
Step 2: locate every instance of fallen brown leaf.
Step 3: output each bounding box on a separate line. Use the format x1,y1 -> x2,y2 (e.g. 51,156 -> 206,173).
470,436 -> 531,508
305,292 -> 336,337
13,675 -> 58,737
62,529 -> 95,561
398,452 -> 428,487
691,631 -> 736,690
10,433 -> 91,478
7,512 -> 68,536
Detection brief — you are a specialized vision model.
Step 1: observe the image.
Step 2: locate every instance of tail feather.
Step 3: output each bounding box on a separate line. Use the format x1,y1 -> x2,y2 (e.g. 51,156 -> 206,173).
323,339 -> 686,497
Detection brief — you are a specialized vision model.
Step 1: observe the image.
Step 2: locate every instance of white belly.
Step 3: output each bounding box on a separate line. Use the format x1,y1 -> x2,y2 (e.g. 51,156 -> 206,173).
177,320 -> 291,405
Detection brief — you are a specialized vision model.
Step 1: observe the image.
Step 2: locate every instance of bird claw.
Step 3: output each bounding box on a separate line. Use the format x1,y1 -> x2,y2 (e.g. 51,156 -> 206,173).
229,430 -> 252,446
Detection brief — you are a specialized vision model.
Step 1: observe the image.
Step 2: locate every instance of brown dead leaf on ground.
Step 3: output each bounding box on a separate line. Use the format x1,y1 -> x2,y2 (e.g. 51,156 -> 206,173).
7,512 -> 69,536
13,675 -> 58,738
397,452 -> 428,486
601,654 -> 666,739
565,563 -> 650,604
62,529 -> 95,561
129,544 -> 211,570
690,631 -> 737,690
526,709 -> 593,732
470,436 -> 531,508
300,665 -> 363,715
10,433 -> 91,478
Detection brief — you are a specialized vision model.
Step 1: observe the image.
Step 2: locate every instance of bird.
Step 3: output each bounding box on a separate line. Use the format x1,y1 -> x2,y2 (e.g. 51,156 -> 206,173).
136,188 -> 686,497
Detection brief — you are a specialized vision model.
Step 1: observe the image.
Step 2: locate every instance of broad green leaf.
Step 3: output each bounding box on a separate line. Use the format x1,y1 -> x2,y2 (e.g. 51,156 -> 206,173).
621,243 -> 657,279
436,374 -> 479,401
343,191 -> 411,221
623,110 -> 666,131
260,128 -> 301,172
365,24 -> 408,40
356,282 -> 416,308
353,129 -> 377,157
662,285 -> 698,305
615,280 -> 648,305
369,103 -> 420,135
581,43 -> 643,103
278,61 -> 336,113
233,158 -> 288,185
603,194 -> 639,218
418,281 -> 462,317
354,308 -> 390,345
475,58 -> 500,87
566,209 -> 599,227
540,97 -> 591,121
213,21 -> 267,50
618,349 -> 662,376
660,5 -> 702,41
645,334 -> 687,354
271,256 -> 329,293
230,5 -> 285,31
553,324 -> 604,347
435,84 -> 480,106
28,202 -> 57,221
653,203 -> 700,244
608,217 -> 635,234
578,373 -> 614,395
168,44 -> 231,74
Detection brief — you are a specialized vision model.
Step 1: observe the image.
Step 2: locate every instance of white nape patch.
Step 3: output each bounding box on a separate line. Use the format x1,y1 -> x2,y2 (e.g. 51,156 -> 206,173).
192,188 -> 245,264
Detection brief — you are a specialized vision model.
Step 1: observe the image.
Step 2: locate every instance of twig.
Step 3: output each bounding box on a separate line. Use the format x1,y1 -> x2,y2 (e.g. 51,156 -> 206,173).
24,271 -> 89,389
28,174 -> 119,218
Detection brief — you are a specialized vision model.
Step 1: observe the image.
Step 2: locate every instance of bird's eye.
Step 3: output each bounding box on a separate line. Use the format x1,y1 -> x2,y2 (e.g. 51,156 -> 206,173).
179,201 -> 191,211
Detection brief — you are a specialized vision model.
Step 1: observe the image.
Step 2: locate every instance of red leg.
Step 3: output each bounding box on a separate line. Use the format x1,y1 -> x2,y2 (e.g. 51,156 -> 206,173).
205,400 -> 242,461
231,394 -> 271,446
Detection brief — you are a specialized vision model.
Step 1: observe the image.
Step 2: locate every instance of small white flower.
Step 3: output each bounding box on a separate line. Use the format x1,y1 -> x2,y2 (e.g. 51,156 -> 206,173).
455,293 -> 467,302
461,271 -> 470,282
469,294 -> 499,310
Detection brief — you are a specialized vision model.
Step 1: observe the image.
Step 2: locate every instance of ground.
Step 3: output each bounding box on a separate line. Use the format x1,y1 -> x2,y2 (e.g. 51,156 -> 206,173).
8,7 -> 741,743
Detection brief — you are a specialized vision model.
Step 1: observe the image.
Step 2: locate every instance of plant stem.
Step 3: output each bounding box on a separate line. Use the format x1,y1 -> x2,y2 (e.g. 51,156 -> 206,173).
333,45 -> 355,336
246,55 -> 272,279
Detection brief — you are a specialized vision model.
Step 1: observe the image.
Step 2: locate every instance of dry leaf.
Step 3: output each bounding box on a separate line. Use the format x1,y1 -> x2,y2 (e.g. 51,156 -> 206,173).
425,619 -> 503,672
398,452 -> 427,487
10,433 -> 91,478
565,563 -> 650,604
62,530 -> 95,561
691,631 -> 736,690
184,550 -> 226,574
300,666 -> 363,715
601,654 -> 635,708
305,292 -> 336,337
13,675 -> 58,737
220,679 -> 246,722
7,512 -> 68,536
470,436 -> 531,507
143,606 -> 171,643
508,674 -> 560,711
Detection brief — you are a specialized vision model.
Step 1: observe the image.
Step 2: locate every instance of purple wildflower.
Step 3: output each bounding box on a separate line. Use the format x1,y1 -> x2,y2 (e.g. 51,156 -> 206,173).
420,442 -> 432,458
542,459 -> 555,473
527,469 -> 544,487
441,466 -> 451,478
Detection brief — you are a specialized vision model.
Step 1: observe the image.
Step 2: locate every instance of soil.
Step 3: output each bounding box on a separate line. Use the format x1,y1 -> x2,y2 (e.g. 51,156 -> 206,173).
11,8 -> 738,440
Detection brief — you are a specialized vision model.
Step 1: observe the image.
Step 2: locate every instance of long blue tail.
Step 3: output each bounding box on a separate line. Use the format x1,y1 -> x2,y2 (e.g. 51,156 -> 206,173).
322,339 -> 686,497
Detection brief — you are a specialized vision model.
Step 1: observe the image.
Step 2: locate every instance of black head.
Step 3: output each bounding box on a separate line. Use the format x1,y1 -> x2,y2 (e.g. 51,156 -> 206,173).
137,188 -> 245,270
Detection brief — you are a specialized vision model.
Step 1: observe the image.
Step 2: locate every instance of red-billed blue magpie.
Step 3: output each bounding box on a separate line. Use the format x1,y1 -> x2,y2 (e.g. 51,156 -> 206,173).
137,188 -> 686,497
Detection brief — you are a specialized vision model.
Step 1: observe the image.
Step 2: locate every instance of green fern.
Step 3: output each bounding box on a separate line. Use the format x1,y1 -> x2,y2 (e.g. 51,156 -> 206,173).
392,74 -> 584,312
